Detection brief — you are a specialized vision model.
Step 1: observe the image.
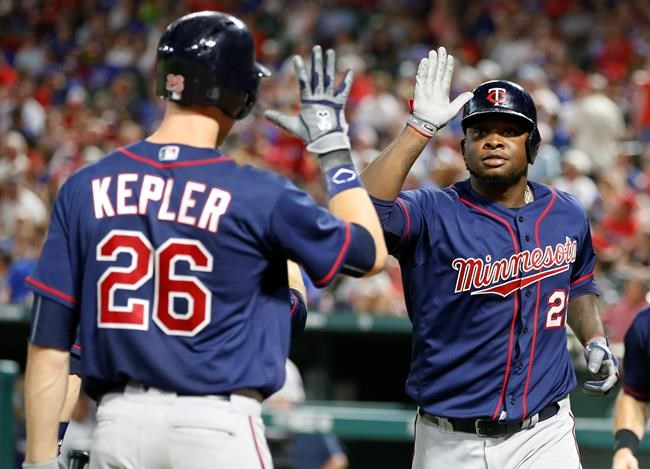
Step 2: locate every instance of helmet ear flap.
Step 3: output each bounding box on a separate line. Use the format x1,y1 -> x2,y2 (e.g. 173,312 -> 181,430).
527,127 -> 541,164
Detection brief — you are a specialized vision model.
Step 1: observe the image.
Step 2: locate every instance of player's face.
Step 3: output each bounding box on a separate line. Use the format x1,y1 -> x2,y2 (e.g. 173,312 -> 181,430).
461,115 -> 530,186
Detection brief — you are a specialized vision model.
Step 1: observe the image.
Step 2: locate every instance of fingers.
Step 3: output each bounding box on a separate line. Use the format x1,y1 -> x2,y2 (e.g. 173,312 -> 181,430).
335,69 -> 354,99
419,46 -> 456,90
435,46 -> 447,85
325,48 -> 336,93
443,53 -> 454,92
264,110 -> 303,137
416,57 -> 428,87
311,45 -> 324,95
587,346 -> 606,374
425,49 -> 437,85
583,367 -> 619,395
292,55 -> 309,97
450,91 -> 474,114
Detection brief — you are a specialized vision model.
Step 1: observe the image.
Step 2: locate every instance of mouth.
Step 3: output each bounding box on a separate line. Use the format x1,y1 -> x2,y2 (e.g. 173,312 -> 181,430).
481,154 -> 509,168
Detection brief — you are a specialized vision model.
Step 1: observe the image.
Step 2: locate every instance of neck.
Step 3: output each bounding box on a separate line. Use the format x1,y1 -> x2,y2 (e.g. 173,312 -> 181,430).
470,176 -> 529,208
146,104 -> 224,148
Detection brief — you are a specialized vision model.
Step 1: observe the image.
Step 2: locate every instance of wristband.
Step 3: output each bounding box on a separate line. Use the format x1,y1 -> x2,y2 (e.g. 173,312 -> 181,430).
614,429 -> 640,453
407,113 -> 443,138
324,164 -> 362,198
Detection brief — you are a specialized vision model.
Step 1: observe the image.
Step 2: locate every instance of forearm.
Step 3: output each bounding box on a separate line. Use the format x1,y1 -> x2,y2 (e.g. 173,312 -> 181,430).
614,391 -> 648,438
328,187 -> 387,274
59,374 -> 82,422
24,344 -> 69,463
567,294 -> 605,345
287,260 -> 307,300
360,126 -> 430,200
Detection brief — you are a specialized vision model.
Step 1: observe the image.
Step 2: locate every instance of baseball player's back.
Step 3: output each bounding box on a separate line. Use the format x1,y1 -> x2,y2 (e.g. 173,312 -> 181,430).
30,140 -> 349,400
22,11 -> 387,469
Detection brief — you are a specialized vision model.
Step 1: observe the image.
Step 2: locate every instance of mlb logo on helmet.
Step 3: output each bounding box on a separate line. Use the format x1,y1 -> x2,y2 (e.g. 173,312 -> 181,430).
486,87 -> 507,105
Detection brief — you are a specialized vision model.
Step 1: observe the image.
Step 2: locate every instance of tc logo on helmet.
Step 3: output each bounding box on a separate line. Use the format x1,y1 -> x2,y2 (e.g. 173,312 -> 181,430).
486,87 -> 507,105
166,74 -> 185,100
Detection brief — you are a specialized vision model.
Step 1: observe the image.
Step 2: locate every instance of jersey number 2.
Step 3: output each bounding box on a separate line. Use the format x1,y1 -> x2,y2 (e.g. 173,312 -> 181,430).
545,290 -> 567,329
97,230 -> 212,336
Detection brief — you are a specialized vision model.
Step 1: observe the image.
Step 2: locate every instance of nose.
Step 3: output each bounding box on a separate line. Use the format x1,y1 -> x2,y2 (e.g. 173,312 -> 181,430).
482,131 -> 505,150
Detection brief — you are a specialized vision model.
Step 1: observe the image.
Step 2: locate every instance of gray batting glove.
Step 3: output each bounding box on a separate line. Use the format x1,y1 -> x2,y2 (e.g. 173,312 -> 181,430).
265,45 -> 353,155
22,458 -> 59,469
407,47 -> 474,137
583,336 -> 619,396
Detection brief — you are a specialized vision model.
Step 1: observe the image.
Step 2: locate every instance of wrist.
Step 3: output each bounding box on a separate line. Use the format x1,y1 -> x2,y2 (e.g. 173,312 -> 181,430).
306,132 -> 350,154
22,458 -> 59,469
585,335 -> 607,347
614,429 -> 640,454
318,150 -> 363,198
407,113 -> 441,138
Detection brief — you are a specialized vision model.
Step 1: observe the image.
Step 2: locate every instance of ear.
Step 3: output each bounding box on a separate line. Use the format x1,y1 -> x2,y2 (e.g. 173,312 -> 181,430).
460,138 -> 466,156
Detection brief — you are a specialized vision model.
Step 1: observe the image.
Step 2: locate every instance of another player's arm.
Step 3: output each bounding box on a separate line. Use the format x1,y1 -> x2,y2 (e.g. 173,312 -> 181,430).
24,294 -> 78,468
266,45 -> 388,275
326,178 -> 386,274
24,344 -> 69,466
288,261 -> 308,339
612,391 -> 647,469
361,47 -> 473,201
60,374 -> 81,421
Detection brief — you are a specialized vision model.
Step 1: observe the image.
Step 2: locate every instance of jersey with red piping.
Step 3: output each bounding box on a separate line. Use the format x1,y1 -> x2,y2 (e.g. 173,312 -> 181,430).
27,140 -> 350,399
374,179 -> 597,421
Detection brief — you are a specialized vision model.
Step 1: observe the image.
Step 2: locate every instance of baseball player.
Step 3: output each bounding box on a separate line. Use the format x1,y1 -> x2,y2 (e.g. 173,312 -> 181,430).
360,47 -> 619,468
612,306 -> 650,469
22,11 -> 386,469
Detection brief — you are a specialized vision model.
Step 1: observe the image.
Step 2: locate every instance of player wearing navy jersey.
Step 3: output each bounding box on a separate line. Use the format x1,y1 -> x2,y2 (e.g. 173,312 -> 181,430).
612,306 -> 650,469
361,47 -> 619,468
22,11 -> 386,469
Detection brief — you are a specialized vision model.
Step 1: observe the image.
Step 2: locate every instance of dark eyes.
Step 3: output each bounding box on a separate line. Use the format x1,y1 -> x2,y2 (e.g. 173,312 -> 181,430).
471,127 -> 522,137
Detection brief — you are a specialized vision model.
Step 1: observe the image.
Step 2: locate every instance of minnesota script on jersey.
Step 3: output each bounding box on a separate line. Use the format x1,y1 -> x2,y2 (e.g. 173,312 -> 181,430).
374,179 -> 598,421
27,141 -> 351,399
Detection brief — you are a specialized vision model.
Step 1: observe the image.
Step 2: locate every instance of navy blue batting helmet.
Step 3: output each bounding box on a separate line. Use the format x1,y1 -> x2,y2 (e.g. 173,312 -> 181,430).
155,11 -> 270,120
461,80 -> 541,163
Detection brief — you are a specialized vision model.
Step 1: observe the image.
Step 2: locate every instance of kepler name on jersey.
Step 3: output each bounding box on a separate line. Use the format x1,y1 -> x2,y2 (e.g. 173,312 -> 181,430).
91,173 -> 231,233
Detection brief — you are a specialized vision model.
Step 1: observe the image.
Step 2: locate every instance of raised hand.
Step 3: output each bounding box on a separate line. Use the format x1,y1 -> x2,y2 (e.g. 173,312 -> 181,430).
407,47 -> 474,137
265,45 -> 353,155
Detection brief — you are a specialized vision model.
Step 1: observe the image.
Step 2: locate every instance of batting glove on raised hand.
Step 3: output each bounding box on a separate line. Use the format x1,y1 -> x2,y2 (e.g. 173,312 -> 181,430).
265,45 -> 353,155
407,47 -> 474,138
583,336 -> 619,396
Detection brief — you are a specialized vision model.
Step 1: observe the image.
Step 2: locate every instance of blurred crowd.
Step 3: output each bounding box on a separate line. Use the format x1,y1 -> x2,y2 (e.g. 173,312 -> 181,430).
0,0 -> 649,348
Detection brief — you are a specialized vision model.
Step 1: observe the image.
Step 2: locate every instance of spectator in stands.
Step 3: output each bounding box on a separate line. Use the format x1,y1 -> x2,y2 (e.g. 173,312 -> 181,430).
561,73 -> 625,175
0,176 -> 47,239
553,148 -> 599,212
602,266 -> 650,345
0,130 -> 30,180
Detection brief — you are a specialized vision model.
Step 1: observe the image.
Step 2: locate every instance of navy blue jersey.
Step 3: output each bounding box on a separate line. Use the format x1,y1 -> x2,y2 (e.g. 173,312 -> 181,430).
373,179 -> 597,421
27,141 -> 352,399
622,307 -> 650,401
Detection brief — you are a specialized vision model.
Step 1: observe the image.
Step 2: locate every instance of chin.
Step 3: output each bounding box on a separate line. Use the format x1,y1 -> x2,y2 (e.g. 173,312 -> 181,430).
469,167 -> 528,186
